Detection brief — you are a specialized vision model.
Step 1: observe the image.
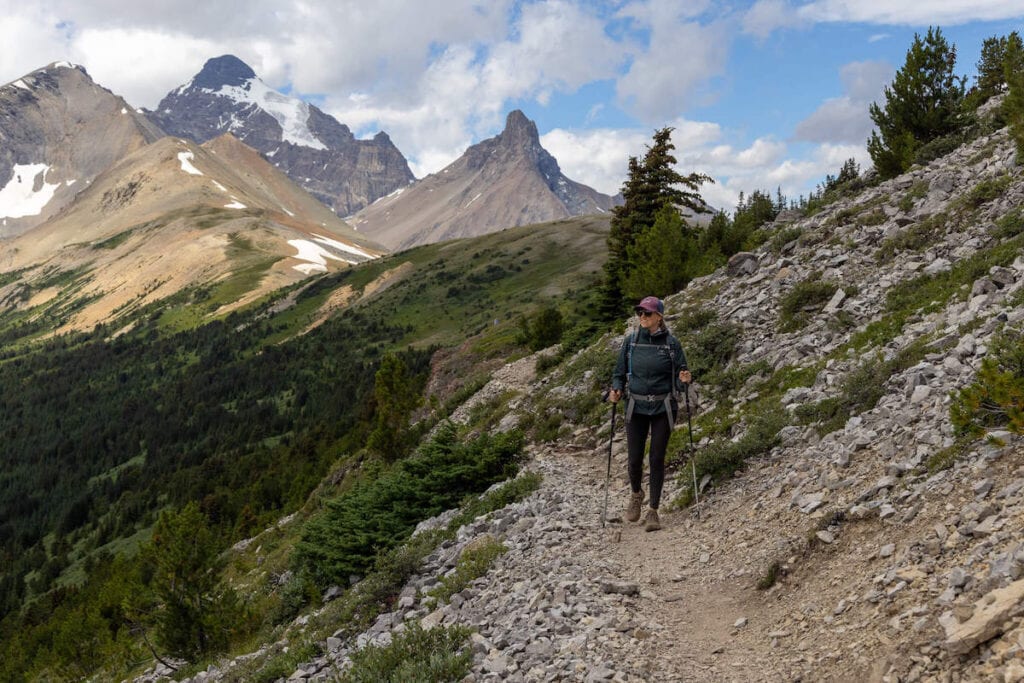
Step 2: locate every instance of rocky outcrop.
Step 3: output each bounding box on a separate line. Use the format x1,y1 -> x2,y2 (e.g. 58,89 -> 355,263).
349,110 -> 618,250
147,55 -> 414,217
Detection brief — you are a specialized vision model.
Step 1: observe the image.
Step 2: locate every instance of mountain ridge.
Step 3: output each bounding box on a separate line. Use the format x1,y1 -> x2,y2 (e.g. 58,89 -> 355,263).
351,109 -> 618,250
0,62 -> 163,238
147,55 -> 415,217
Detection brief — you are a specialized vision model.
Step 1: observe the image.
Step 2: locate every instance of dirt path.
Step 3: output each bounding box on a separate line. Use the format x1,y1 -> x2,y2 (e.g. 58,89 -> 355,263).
555,444 -> 783,682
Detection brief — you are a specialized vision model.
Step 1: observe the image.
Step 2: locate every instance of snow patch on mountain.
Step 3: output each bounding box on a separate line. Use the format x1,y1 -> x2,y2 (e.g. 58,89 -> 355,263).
310,233 -> 376,260
0,163 -> 59,218
177,152 -> 203,176
225,200 -> 246,209
288,239 -> 353,274
210,78 -> 326,151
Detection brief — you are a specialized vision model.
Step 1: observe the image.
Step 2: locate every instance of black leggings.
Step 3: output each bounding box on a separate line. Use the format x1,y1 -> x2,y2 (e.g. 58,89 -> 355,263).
626,411 -> 672,509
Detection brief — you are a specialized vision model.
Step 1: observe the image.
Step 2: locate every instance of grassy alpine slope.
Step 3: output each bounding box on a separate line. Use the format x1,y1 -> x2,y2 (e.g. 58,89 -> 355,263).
0,214 -> 608,681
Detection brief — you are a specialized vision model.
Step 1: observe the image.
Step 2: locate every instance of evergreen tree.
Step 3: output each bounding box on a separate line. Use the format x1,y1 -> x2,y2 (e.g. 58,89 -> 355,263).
974,34 -> 1012,102
148,503 -> 238,661
601,128 -> 712,318
867,27 -> 966,179
367,352 -> 422,461
1003,32 -> 1024,160
519,305 -> 564,351
624,205 -> 696,301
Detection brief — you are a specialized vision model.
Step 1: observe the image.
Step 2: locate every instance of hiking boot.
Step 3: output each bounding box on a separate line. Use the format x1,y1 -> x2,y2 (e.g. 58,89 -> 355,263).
625,490 -> 643,522
644,508 -> 661,532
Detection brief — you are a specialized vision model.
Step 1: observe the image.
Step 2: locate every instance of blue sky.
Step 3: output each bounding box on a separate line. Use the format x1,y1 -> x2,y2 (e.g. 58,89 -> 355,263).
2,1 -> 1023,211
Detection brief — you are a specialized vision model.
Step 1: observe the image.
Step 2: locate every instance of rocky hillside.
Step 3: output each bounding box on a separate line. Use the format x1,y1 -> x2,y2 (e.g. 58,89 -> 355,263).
349,110 -> 618,250
151,112 -> 1024,680
148,55 -> 414,217
0,62 -> 163,238
0,132 -> 383,335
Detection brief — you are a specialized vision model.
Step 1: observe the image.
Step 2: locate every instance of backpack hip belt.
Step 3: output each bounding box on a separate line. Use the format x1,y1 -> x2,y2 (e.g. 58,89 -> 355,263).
624,391 -> 676,430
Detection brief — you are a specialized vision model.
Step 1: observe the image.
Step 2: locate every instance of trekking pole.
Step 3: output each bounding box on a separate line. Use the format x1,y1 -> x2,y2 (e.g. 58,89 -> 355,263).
601,389 -> 616,527
683,382 -> 699,519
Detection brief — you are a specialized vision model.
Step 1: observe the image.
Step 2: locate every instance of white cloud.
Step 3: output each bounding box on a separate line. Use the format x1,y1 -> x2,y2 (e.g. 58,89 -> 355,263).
326,1 -> 628,178
794,60 -> 893,144
540,127 -> 650,195
616,13 -> 731,123
0,8 -> 71,84
796,0 -> 1024,25
742,0 -> 795,39
73,28 -> 220,108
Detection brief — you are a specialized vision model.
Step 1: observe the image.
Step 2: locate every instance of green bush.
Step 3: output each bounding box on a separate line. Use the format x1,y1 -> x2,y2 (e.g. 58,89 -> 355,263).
994,208 -> 1024,238
428,536 -> 507,605
769,227 -> 803,254
678,320 -> 742,380
295,426 -> 524,587
676,404 -> 788,505
518,305 -> 564,351
958,174 -> 1011,211
340,622 -> 473,683
951,326 -> 1024,435
876,212 -> 949,261
898,180 -> 930,212
858,208 -> 888,226
778,279 -> 838,332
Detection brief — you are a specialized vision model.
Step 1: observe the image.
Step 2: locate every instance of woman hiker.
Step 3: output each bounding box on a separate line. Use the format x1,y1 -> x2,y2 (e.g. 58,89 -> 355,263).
607,296 -> 691,532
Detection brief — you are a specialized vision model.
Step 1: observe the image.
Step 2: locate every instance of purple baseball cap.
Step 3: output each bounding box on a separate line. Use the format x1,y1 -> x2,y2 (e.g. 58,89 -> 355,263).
634,296 -> 664,314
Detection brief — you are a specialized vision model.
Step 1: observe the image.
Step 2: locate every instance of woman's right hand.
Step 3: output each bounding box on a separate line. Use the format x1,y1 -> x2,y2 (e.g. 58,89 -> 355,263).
608,389 -> 622,403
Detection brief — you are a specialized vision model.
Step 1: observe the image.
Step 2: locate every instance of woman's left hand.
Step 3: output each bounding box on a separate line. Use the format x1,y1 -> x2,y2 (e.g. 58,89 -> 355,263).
679,370 -> 692,384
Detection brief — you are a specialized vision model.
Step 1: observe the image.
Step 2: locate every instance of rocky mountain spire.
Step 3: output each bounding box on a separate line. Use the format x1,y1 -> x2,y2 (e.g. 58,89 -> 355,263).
499,109 -> 540,146
351,109 -> 618,250
191,55 -> 257,90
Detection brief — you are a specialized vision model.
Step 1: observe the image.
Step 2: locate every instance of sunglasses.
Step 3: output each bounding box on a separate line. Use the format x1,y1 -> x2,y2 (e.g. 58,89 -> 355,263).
637,310 -> 658,318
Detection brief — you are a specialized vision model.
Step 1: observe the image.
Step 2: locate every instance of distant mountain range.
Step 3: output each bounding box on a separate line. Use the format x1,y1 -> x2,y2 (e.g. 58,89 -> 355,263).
350,110 -> 618,250
0,62 -> 383,333
0,57 -> 617,333
147,55 -> 414,218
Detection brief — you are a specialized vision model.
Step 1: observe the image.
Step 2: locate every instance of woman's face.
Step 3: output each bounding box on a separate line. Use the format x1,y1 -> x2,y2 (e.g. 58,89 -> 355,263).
637,309 -> 662,332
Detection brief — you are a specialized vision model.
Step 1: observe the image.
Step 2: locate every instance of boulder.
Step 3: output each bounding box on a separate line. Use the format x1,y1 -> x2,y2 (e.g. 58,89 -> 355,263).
941,578 -> 1024,655
727,251 -> 759,277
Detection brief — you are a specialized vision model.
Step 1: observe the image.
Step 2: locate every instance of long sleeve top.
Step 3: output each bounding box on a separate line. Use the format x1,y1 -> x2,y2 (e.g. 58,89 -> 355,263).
610,325 -> 688,416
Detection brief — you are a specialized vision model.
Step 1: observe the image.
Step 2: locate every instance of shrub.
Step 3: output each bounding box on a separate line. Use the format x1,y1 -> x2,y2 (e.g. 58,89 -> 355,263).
951,326 -> 1024,435
675,404 -> 788,506
858,208 -> 888,226
428,536 -> 507,605
678,320 -> 742,381
898,180 -> 930,212
769,227 -> 803,254
756,561 -> 782,590
993,208 -> 1024,238
958,174 -> 1011,211
797,345 -> 926,436
295,426 -> 524,587
340,622 -> 472,683
876,212 -> 949,261
518,305 -> 564,351
778,279 -> 838,332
